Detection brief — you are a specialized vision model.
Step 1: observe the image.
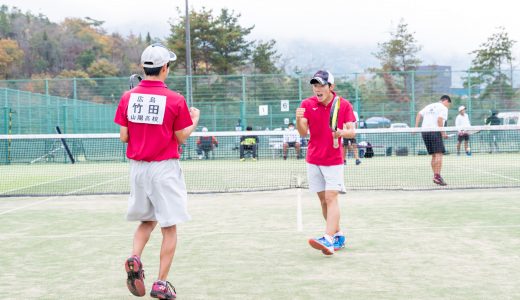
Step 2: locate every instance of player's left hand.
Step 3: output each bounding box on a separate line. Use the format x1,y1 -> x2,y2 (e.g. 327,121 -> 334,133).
189,107 -> 200,119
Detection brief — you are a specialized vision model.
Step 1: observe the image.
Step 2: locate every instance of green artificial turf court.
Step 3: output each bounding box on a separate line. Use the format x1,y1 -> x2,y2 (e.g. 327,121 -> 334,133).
1,188 -> 519,299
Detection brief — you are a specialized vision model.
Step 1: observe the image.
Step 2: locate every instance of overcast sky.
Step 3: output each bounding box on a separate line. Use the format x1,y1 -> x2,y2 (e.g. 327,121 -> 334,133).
3,0 -> 520,70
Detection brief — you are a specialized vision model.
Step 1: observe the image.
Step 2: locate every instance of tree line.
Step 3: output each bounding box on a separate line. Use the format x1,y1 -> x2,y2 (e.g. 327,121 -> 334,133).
0,5 -> 281,80
0,5 -> 517,110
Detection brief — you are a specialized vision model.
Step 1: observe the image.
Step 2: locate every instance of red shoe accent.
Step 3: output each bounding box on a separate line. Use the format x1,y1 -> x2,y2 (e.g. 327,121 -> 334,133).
308,239 -> 334,255
125,256 -> 146,297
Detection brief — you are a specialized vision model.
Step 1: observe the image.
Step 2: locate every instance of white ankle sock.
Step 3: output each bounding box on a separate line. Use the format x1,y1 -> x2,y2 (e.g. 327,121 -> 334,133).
324,234 -> 334,244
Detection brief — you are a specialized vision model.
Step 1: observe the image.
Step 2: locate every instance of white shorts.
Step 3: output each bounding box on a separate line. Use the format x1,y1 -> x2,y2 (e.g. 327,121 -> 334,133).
127,159 -> 191,227
306,163 -> 346,194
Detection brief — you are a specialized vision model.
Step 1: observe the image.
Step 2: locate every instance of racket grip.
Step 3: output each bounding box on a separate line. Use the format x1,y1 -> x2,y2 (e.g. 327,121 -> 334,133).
332,132 -> 339,148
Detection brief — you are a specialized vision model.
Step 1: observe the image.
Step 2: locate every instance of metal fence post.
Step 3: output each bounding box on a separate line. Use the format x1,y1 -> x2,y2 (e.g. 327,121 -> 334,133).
410,70 -> 416,127
45,79 -> 51,133
241,74 -> 247,128
3,89 -> 7,134
16,89 -> 20,134
354,73 -> 360,113
73,78 -> 78,133
467,73 -> 472,119
2,106 -> 8,164
62,104 -> 67,133
3,106 -> 7,134
297,75 -> 302,102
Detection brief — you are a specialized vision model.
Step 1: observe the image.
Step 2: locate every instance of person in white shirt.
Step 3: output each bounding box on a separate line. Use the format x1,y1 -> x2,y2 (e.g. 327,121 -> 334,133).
455,106 -> 472,156
415,95 -> 452,186
283,122 -> 302,159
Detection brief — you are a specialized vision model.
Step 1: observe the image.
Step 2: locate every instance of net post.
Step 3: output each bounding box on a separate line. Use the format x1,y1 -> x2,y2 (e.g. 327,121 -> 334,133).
55,126 -> 75,164
241,74 -> 247,128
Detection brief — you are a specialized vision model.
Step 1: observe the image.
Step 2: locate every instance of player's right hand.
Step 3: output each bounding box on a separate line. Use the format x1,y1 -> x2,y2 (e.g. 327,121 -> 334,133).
296,108 -> 305,119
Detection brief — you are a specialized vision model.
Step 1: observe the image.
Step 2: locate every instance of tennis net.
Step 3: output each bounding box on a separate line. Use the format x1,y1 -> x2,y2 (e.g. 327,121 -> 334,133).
1,125 -> 519,196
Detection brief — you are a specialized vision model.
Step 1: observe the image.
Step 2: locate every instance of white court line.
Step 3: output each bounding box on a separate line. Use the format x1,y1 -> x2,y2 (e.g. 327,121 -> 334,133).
2,224 -> 520,240
466,166 -> 520,182
0,170 -> 110,195
0,175 -> 127,216
296,174 -> 303,232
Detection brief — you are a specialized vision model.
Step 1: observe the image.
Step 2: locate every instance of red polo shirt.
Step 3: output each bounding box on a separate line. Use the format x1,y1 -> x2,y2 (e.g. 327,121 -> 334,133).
300,92 -> 356,166
114,80 -> 192,161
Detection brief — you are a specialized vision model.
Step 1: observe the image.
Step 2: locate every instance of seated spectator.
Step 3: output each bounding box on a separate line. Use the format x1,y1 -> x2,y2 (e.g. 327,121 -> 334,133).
240,126 -> 259,161
343,111 -> 361,165
485,110 -> 501,153
283,123 -> 302,160
196,127 -> 218,159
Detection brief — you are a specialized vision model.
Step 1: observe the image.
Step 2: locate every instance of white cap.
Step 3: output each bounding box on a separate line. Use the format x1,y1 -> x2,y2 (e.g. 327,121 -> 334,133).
141,43 -> 177,68
202,127 -> 208,132
458,105 -> 466,112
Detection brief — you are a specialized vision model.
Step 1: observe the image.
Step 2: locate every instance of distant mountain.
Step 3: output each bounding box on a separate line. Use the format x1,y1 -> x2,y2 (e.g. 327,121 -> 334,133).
276,38 -> 473,79
276,39 -> 378,75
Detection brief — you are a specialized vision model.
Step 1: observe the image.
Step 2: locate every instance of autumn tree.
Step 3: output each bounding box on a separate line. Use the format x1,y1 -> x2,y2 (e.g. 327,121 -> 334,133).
87,58 -> 119,77
0,38 -> 23,79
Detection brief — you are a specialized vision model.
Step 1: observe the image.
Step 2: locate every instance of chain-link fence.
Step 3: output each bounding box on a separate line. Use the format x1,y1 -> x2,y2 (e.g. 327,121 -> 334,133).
1,70 -> 519,134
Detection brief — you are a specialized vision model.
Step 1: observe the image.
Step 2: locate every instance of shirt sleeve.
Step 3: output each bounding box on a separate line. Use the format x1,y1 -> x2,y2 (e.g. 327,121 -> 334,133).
418,106 -> 427,116
173,98 -> 193,131
114,93 -> 129,127
343,101 -> 356,124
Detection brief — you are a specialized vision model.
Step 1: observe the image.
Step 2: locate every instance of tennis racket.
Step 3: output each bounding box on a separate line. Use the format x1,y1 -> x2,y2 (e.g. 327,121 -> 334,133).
329,96 -> 341,148
448,130 -> 481,138
129,74 -> 142,89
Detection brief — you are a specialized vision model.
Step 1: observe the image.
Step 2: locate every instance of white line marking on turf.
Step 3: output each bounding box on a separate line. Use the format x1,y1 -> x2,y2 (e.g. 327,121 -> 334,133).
0,171 -> 101,195
296,175 -> 303,232
2,225 -> 520,240
296,189 -> 303,232
0,176 -> 127,216
1,177 -> 64,195
467,166 -> 520,182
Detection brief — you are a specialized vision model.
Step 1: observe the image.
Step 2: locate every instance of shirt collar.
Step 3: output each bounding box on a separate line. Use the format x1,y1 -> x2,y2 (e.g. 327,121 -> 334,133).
324,91 -> 337,108
139,80 -> 167,88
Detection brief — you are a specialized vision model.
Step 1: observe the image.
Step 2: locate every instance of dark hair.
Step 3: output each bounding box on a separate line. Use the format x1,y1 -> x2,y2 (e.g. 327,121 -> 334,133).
440,95 -> 451,103
288,122 -> 294,126
143,66 -> 162,76
246,126 -> 253,131
143,62 -> 170,76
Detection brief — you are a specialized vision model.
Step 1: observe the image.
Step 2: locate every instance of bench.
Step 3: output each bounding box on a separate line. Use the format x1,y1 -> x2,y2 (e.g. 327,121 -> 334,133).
268,137 -> 284,159
268,137 -> 307,159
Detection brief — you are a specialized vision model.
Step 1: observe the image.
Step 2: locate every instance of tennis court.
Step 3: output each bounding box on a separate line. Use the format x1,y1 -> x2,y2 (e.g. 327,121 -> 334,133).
1,152 -> 520,196
1,188 -> 519,299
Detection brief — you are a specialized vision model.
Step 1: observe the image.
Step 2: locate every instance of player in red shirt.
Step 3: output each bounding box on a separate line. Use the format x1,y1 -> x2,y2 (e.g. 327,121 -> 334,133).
114,43 -> 199,299
296,70 -> 356,255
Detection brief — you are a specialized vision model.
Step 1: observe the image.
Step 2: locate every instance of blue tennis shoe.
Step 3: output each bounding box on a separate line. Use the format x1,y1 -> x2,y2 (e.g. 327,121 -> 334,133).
334,233 -> 346,251
308,236 -> 334,255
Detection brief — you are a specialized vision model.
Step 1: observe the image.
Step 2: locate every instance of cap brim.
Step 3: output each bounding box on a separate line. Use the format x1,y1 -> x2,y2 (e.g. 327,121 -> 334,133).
168,51 -> 177,62
310,77 -> 326,85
